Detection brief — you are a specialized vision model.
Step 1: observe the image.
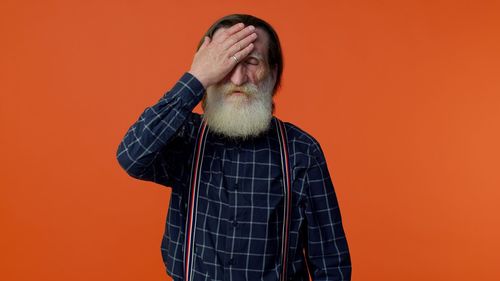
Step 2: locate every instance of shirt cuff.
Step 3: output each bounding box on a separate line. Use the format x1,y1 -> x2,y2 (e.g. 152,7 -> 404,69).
181,71 -> 206,96
160,72 -> 206,109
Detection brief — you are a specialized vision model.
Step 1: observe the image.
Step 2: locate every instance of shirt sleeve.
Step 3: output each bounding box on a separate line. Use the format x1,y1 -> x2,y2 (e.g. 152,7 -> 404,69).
303,143 -> 352,281
115,72 -> 205,187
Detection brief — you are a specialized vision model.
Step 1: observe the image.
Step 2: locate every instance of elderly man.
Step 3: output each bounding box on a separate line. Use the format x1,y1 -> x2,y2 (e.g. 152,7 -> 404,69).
116,14 -> 351,281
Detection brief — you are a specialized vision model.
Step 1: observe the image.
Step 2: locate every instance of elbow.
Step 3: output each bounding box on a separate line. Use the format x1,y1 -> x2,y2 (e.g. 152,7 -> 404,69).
116,141 -> 141,178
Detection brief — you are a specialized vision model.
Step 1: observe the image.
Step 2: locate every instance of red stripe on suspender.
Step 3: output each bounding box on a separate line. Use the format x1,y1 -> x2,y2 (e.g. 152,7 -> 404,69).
277,119 -> 292,281
184,120 -> 208,281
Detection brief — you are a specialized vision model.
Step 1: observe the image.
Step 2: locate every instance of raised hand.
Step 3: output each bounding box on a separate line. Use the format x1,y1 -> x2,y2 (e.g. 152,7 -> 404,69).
188,23 -> 258,89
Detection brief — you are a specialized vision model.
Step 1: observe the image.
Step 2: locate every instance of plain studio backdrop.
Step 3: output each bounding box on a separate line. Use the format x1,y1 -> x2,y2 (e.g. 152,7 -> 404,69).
1,0 -> 499,280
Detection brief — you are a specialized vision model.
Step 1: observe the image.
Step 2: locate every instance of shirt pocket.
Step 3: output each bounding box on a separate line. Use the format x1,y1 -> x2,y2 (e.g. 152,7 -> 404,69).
199,153 -> 223,203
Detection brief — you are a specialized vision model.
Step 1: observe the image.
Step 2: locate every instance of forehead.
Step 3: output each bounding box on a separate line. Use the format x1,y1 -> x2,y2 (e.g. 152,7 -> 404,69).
214,26 -> 270,61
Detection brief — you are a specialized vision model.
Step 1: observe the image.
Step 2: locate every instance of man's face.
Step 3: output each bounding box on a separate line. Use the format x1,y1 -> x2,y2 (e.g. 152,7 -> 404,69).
203,26 -> 277,139
211,26 -> 276,104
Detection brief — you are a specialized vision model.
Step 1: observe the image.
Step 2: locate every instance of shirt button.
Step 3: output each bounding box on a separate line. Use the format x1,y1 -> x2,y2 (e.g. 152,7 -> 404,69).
232,220 -> 238,227
234,182 -> 239,189
227,258 -> 234,266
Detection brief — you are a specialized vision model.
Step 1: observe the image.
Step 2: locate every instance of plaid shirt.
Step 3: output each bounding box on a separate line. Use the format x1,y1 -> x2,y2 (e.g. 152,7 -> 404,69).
116,72 -> 351,281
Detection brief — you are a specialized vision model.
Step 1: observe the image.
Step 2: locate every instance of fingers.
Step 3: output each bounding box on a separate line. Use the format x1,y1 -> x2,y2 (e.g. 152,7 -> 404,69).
227,32 -> 257,57
199,36 -> 210,50
231,43 -> 254,64
221,25 -> 256,50
215,23 -> 245,42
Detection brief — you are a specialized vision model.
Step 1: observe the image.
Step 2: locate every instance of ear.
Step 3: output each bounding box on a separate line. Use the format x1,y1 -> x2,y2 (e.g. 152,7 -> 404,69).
270,65 -> 278,96
271,65 -> 278,84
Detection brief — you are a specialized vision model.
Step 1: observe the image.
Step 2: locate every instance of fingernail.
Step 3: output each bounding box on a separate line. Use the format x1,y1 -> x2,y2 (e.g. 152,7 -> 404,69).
249,25 -> 255,30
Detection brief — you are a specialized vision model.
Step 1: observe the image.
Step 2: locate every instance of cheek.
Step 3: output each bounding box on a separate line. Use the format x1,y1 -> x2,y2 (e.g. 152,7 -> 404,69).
206,86 -> 222,101
251,67 -> 269,83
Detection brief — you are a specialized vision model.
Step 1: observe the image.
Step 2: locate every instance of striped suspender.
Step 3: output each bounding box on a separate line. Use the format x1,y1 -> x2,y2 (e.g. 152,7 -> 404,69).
184,118 -> 291,281
184,120 -> 209,281
275,118 -> 292,281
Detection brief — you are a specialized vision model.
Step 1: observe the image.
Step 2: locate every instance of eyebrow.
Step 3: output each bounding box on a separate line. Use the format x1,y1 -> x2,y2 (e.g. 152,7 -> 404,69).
248,53 -> 264,60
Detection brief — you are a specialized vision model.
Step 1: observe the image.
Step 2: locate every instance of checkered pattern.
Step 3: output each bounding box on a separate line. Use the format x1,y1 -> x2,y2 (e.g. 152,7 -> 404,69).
116,72 -> 351,281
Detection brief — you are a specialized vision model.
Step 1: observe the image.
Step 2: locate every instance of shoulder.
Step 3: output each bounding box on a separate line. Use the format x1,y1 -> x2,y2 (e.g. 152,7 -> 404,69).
277,118 -> 325,161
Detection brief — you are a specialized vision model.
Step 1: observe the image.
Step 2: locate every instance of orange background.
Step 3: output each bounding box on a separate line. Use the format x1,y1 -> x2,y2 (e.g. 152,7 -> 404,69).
1,0 -> 499,280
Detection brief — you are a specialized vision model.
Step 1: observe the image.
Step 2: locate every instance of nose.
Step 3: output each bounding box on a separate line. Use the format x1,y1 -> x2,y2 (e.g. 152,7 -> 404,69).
229,63 -> 248,86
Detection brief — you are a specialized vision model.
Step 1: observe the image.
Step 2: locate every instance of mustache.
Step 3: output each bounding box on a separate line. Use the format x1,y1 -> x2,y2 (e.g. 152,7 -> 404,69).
219,82 -> 259,96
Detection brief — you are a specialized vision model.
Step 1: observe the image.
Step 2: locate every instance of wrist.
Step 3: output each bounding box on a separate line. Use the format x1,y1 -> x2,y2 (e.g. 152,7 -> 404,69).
188,70 -> 209,90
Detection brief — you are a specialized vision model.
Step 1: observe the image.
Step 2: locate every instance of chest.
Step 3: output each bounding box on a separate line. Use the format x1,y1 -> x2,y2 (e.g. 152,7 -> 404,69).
197,134 -> 285,208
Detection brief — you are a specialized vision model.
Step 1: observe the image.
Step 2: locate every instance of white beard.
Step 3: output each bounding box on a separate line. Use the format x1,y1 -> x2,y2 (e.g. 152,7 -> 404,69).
203,74 -> 274,140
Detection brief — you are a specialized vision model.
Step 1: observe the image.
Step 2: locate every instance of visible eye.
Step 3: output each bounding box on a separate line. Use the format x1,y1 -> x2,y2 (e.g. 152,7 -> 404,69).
245,58 -> 259,65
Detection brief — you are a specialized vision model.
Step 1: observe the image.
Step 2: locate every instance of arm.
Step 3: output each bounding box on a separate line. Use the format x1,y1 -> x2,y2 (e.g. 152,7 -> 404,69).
303,143 -> 352,281
116,23 -> 258,186
115,72 -> 205,186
